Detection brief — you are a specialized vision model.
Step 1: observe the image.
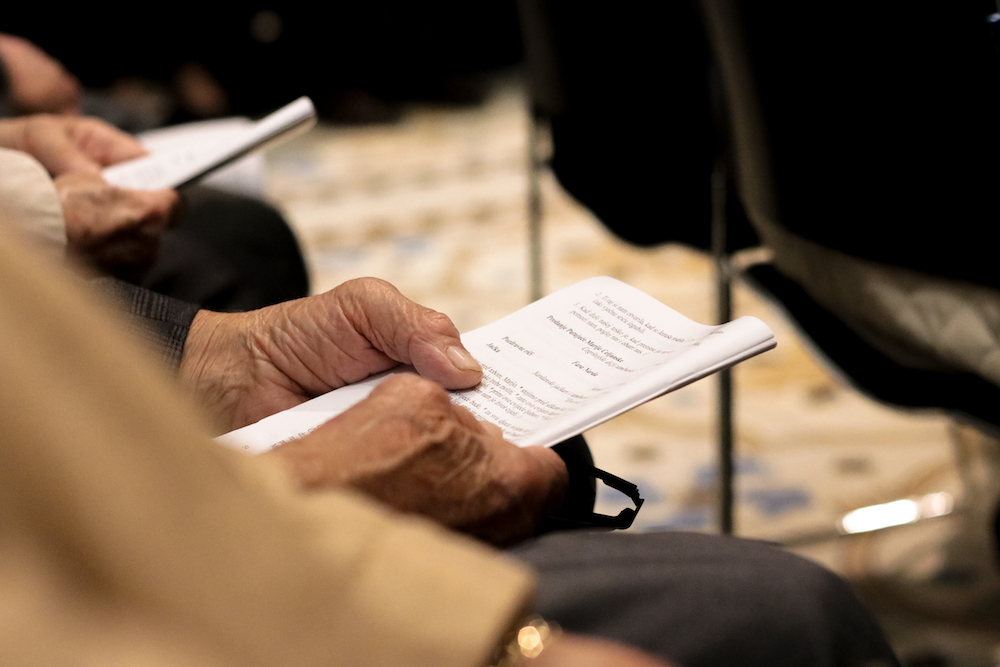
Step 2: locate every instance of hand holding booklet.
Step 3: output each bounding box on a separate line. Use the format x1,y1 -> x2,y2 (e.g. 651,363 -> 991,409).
219,276 -> 776,454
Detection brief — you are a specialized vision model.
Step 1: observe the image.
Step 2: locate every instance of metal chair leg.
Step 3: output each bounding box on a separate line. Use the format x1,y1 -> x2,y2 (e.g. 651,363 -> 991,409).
712,163 -> 735,535
527,111 -> 545,303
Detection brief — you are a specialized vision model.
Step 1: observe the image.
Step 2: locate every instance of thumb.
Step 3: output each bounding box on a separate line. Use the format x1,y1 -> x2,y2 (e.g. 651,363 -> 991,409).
336,278 -> 483,389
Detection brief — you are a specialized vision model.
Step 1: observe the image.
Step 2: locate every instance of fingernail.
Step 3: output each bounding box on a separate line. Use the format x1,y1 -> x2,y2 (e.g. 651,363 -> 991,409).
447,345 -> 482,372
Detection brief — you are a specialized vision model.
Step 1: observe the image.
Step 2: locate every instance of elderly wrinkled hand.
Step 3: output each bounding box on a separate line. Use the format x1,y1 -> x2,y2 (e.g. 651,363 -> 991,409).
180,277 -> 487,430
0,114 -> 174,275
265,373 -> 568,546
180,277 -> 569,544
55,172 -> 178,277
0,114 -> 146,175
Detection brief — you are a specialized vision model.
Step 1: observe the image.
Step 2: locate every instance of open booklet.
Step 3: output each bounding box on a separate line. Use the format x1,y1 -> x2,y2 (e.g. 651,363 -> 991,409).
102,96 -> 316,190
218,276 -> 776,454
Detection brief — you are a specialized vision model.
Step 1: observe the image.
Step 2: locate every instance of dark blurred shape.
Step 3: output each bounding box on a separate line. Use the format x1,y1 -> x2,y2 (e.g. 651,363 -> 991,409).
249,10 -> 284,44
3,3 -> 524,123
517,0 -> 760,253
705,0 -> 1000,289
141,187 -> 310,312
80,81 -> 175,133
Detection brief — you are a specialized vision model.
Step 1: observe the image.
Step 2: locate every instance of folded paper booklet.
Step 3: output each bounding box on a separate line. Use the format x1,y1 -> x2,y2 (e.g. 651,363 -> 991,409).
218,276 -> 776,454
102,96 -> 316,190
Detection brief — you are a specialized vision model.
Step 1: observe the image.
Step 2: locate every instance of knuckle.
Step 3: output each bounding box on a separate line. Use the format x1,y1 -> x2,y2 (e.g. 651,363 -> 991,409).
341,276 -> 396,299
382,375 -> 453,421
371,376 -> 460,446
388,373 -> 446,402
422,308 -> 456,332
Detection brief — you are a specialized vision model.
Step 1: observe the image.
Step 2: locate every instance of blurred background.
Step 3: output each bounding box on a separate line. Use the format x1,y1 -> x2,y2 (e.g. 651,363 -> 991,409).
6,3 -> 1000,664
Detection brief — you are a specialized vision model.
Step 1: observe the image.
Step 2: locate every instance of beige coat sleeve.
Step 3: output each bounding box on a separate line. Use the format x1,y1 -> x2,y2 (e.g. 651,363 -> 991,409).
0,230 -> 534,667
0,147 -> 67,257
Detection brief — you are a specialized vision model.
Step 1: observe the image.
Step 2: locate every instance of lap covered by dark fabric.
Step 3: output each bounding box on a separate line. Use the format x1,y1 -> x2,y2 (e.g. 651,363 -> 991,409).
511,530 -> 899,667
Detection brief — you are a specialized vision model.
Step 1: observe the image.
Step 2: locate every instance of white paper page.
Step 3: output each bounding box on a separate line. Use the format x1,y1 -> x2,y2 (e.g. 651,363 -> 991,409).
137,117 -> 253,151
102,96 -> 315,190
448,276 -> 774,446
218,277 -> 775,454
133,118 -> 267,199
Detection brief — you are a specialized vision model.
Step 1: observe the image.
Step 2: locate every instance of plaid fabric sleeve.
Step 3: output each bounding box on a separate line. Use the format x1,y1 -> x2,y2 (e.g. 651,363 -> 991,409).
91,278 -> 200,372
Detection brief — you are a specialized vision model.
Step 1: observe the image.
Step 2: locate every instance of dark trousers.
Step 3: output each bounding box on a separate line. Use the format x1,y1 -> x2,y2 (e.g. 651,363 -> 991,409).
512,530 -> 900,667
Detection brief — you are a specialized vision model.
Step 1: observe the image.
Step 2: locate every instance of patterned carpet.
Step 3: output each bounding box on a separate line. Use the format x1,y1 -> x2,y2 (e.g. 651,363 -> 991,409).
262,81 -> 1000,664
